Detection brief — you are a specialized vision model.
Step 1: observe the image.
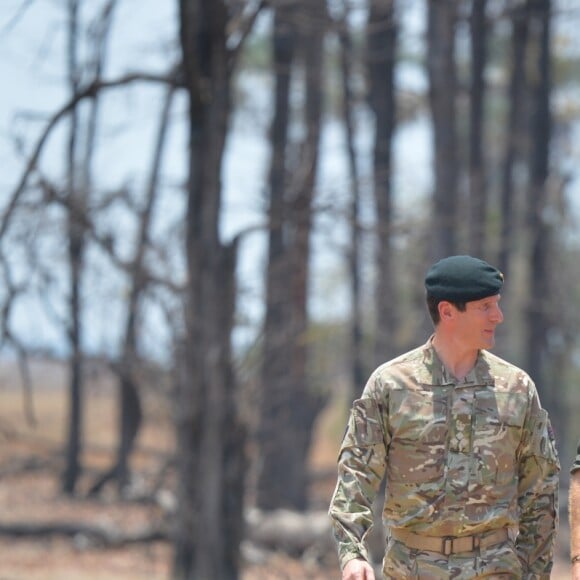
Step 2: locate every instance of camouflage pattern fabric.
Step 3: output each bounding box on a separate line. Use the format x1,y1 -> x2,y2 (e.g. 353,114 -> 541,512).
328,338 -> 560,578
571,439 -> 580,474
382,537 -> 521,578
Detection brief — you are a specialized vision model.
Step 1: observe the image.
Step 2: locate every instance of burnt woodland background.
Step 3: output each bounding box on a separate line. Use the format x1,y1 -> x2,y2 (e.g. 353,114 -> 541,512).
1,0 -> 580,578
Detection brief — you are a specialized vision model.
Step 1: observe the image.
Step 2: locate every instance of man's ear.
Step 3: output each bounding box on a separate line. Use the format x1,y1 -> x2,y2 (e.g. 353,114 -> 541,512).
438,301 -> 455,322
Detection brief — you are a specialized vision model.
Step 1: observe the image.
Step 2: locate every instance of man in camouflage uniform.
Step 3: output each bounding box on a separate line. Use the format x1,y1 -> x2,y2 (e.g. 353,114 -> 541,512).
329,255 -> 560,579
570,439 -> 580,579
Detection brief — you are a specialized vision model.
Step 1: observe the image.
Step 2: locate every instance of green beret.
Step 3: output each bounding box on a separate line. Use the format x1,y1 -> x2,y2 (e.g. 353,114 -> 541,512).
425,255 -> 504,302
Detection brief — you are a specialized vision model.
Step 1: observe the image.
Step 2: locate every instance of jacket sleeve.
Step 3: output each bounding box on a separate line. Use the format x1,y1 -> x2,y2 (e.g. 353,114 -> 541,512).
328,377 -> 388,570
571,438 -> 580,474
516,383 -> 560,579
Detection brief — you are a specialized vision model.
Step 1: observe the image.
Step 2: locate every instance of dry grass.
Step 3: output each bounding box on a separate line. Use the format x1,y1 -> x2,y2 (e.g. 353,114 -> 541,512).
0,358 -> 174,578
0,358 -> 340,579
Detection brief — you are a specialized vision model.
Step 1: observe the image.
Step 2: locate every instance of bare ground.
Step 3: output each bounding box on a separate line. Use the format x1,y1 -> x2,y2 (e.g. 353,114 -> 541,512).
0,359 -> 572,579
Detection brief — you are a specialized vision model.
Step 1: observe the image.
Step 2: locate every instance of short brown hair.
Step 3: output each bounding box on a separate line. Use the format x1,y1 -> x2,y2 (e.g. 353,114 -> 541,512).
426,294 -> 466,325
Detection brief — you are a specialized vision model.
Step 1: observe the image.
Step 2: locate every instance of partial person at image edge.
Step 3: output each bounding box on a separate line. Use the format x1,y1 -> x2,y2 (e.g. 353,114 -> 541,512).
570,439 -> 580,579
328,254 -> 560,579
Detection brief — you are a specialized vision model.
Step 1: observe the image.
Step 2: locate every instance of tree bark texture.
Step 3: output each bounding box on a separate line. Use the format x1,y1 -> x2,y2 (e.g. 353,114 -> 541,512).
498,4 -> 529,278
367,0 -> 398,366
62,0 -> 85,496
256,0 -> 297,512
337,6 -> 366,399
524,0 -> 554,414
427,0 -> 459,260
468,0 -> 488,258
256,0 -> 328,512
174,1 -> 246,578
87,0 -> 150,498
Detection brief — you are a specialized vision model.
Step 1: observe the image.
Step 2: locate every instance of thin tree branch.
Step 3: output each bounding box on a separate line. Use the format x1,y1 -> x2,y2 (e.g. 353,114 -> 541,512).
0,251 -> 37,426
1,0 -> 36,36
228,0 -> 268,72
0,69 -> 179,243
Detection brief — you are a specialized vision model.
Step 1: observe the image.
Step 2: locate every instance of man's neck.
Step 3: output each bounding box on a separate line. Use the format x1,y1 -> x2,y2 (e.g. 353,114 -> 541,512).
432,333 -> 478,382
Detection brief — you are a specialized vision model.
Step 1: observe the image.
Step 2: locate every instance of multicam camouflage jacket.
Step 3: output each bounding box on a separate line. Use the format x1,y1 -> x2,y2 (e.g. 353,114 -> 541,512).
328,338 -> 560,576
572,439 -> 580,474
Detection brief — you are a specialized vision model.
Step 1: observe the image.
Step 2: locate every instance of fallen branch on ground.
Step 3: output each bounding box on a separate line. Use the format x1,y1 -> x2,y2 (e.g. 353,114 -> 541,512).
0,522 -> 167,548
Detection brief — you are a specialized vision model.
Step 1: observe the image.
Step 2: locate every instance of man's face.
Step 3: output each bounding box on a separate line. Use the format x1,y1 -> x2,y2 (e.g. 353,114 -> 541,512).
454,294 -> 504,350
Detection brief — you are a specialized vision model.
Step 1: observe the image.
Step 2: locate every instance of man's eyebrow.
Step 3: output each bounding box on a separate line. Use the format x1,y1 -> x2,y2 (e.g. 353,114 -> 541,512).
484,295 -> 501,302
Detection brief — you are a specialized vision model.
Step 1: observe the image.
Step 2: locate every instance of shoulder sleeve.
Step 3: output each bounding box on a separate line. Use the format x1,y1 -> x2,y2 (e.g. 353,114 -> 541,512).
516,379 -> 560,576
571,439 -> 580,474
328,373 -> 389,569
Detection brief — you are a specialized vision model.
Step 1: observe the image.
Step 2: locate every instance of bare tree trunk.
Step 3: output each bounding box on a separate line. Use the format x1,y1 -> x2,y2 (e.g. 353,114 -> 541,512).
468,0 -> 488,258
174,1 -> 246,577
62,0 -> 85,496
498,4 -> 529,278
219,240 -> 247,574
285,0 -> 328,510
336,4 -> 365,399
76,0 -> 133,499
257,0 -> 328,512
89,85 -> 175,497
367,0 -> 398,365
524,0 -> 553,412
427,0 -> 459,260
256,1 -> 296,511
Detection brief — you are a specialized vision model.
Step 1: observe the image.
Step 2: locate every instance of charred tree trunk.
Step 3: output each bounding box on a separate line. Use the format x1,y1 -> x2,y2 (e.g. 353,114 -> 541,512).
337,5 -> 365,399
498,4 -> 529,278
174,1 -> 246,577
524,0 -> 554,413
367,0 -> 397,365
89,86 -> 175,497
62,0 -> 85,496
285,0 -> 328,510
468,0 -> 488,258
85,0 -> 151,496
427,0 -> 459,260
256,1 -> 297,511
257,0 -> 328,512
219,240 -> 246,574
88,95 -> 171,496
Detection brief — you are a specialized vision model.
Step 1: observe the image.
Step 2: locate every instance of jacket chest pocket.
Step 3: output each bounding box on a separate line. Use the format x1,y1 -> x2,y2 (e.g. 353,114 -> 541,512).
388,389 -> 448,483
472,390 -> 524,485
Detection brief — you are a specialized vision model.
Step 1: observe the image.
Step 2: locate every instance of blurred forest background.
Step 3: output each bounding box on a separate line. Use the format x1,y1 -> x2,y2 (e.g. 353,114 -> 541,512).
0,0 -> 579,578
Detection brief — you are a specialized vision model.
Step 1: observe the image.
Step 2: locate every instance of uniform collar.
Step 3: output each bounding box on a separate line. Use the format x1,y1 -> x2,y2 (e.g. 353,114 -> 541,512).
416,336 -> 495,387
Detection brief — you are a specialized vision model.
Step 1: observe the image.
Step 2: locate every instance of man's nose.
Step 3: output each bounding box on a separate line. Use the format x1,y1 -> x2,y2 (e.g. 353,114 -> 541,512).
490,305 -> 504,323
